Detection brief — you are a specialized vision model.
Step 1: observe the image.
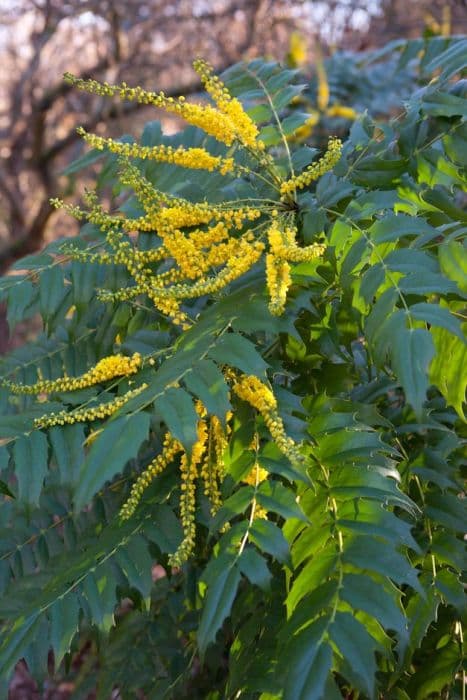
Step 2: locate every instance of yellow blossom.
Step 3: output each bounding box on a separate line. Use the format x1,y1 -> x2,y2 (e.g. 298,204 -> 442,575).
65,73 -> 242,147
316,59 -> 330,112
267,220 -> 326,265
326,105 -> 358,120
5,353 -> 142,395
200,415 -> 228,515
243,464 -> 269,486
34,384 -> 147,429
193,59 -> 263,150
233,375 -> 304,468
120,434 -> 183,519
169,417 -> 209,567
280,136 -> 342,197
266,253 -> 291,316
77,128 -> 235,175
287,32 -> 308,68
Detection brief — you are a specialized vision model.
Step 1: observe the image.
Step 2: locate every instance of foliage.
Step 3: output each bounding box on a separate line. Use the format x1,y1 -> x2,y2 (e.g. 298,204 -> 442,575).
0,35 -> 466,699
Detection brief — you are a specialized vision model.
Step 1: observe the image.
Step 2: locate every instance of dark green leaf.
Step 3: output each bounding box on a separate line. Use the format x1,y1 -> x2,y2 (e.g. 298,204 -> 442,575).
49,424 -> 85,488
330,611 -> 378,697
283,618 -> 332,700
0,480 -> 14,498
198,558 -> 241,656
341,574 -> 407,639
238,548 -> 271,591
249,519 -> 291,566
13,431 -> 48,506
256,481 -> 307,522
75,413 -> 150,510
409,303 -> 464,340
391,327 -> 435,417
154,386 -> 198,452
208,333 -> 268,376
7,281 -> 36,332
50,594 -> 80,666
183,359 -> 231,420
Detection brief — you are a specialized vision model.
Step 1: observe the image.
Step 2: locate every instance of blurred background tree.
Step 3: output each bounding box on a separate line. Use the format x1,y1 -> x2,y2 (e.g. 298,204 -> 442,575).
0,0 -> 465,355
1,0 -> 465,274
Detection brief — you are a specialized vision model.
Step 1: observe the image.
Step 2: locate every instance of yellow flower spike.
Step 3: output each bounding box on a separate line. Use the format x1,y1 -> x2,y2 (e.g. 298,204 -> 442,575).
280,136 -> 342,198
129,203 -> 261,237
267,220 -> 326,264
233,375 -> 304,468
120,434 -> 183,520
5,353 -> 142,396
233,375 -> 277,413
193,58 -> 263,150
134,238 -> 264,302
266,253 -> 291,316
34,383 -> 148,429
242,463 -> 269,486
78,128 -> 236,175
52,189 -> 123,234
316,58 -> 330,112
199,415 -> 229,516
325,105 -> 358,120
287,32 -> 308,68
242,460 -> 269,519
65,72 -> 241,147
169,417 -> 209,567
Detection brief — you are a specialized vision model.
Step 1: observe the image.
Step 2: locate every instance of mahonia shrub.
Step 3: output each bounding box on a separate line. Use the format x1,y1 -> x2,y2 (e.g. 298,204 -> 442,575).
0,37 -> 465,699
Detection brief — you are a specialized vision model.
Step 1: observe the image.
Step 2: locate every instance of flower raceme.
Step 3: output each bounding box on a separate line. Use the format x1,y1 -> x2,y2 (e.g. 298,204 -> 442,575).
192,59 -> 263,150
34,384 -> 148,429
279,136 -> 342,197
4,353 -> 142,395
233,375 -> 305,468
65,59 -> 262,150
119,406 -> 229,567
58,60 -> 341,326
77,128 -> 236,175
266,220 -> 325,315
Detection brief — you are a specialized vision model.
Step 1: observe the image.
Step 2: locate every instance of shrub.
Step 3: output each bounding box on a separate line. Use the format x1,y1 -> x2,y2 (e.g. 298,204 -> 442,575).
0,36 -> 465,699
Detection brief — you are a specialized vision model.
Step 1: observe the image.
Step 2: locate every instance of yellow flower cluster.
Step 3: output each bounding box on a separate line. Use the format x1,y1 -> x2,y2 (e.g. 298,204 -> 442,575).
59,65 -> 338,331
115,160 -> 261,235
200,415 -> 228,515
242,463 -> 269,486
152,238 -> 265,300
233,374 -> 277,412
316,60 -> 330,112
77,128 -> 235,175
326,105 -> 358,120
120,434 -> 183,520
242,460 -> 269,519
5,353 -> 142,395
280,136 -> 342,197
266,253 -> 291,316
58,152 -> 266,328
64,73 -> 237,146
265,220 -> 326,315
118,399 -> 230,566
267,222 -> 325,263
169,422 -> 207,567
145,204 -> 261,236
193,58 -> 263,150
34,384 -> 147,429
51,197 -> 123,233
287,32 -> 308,68
65,57 -> 262,150
233,375 -> 304,468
